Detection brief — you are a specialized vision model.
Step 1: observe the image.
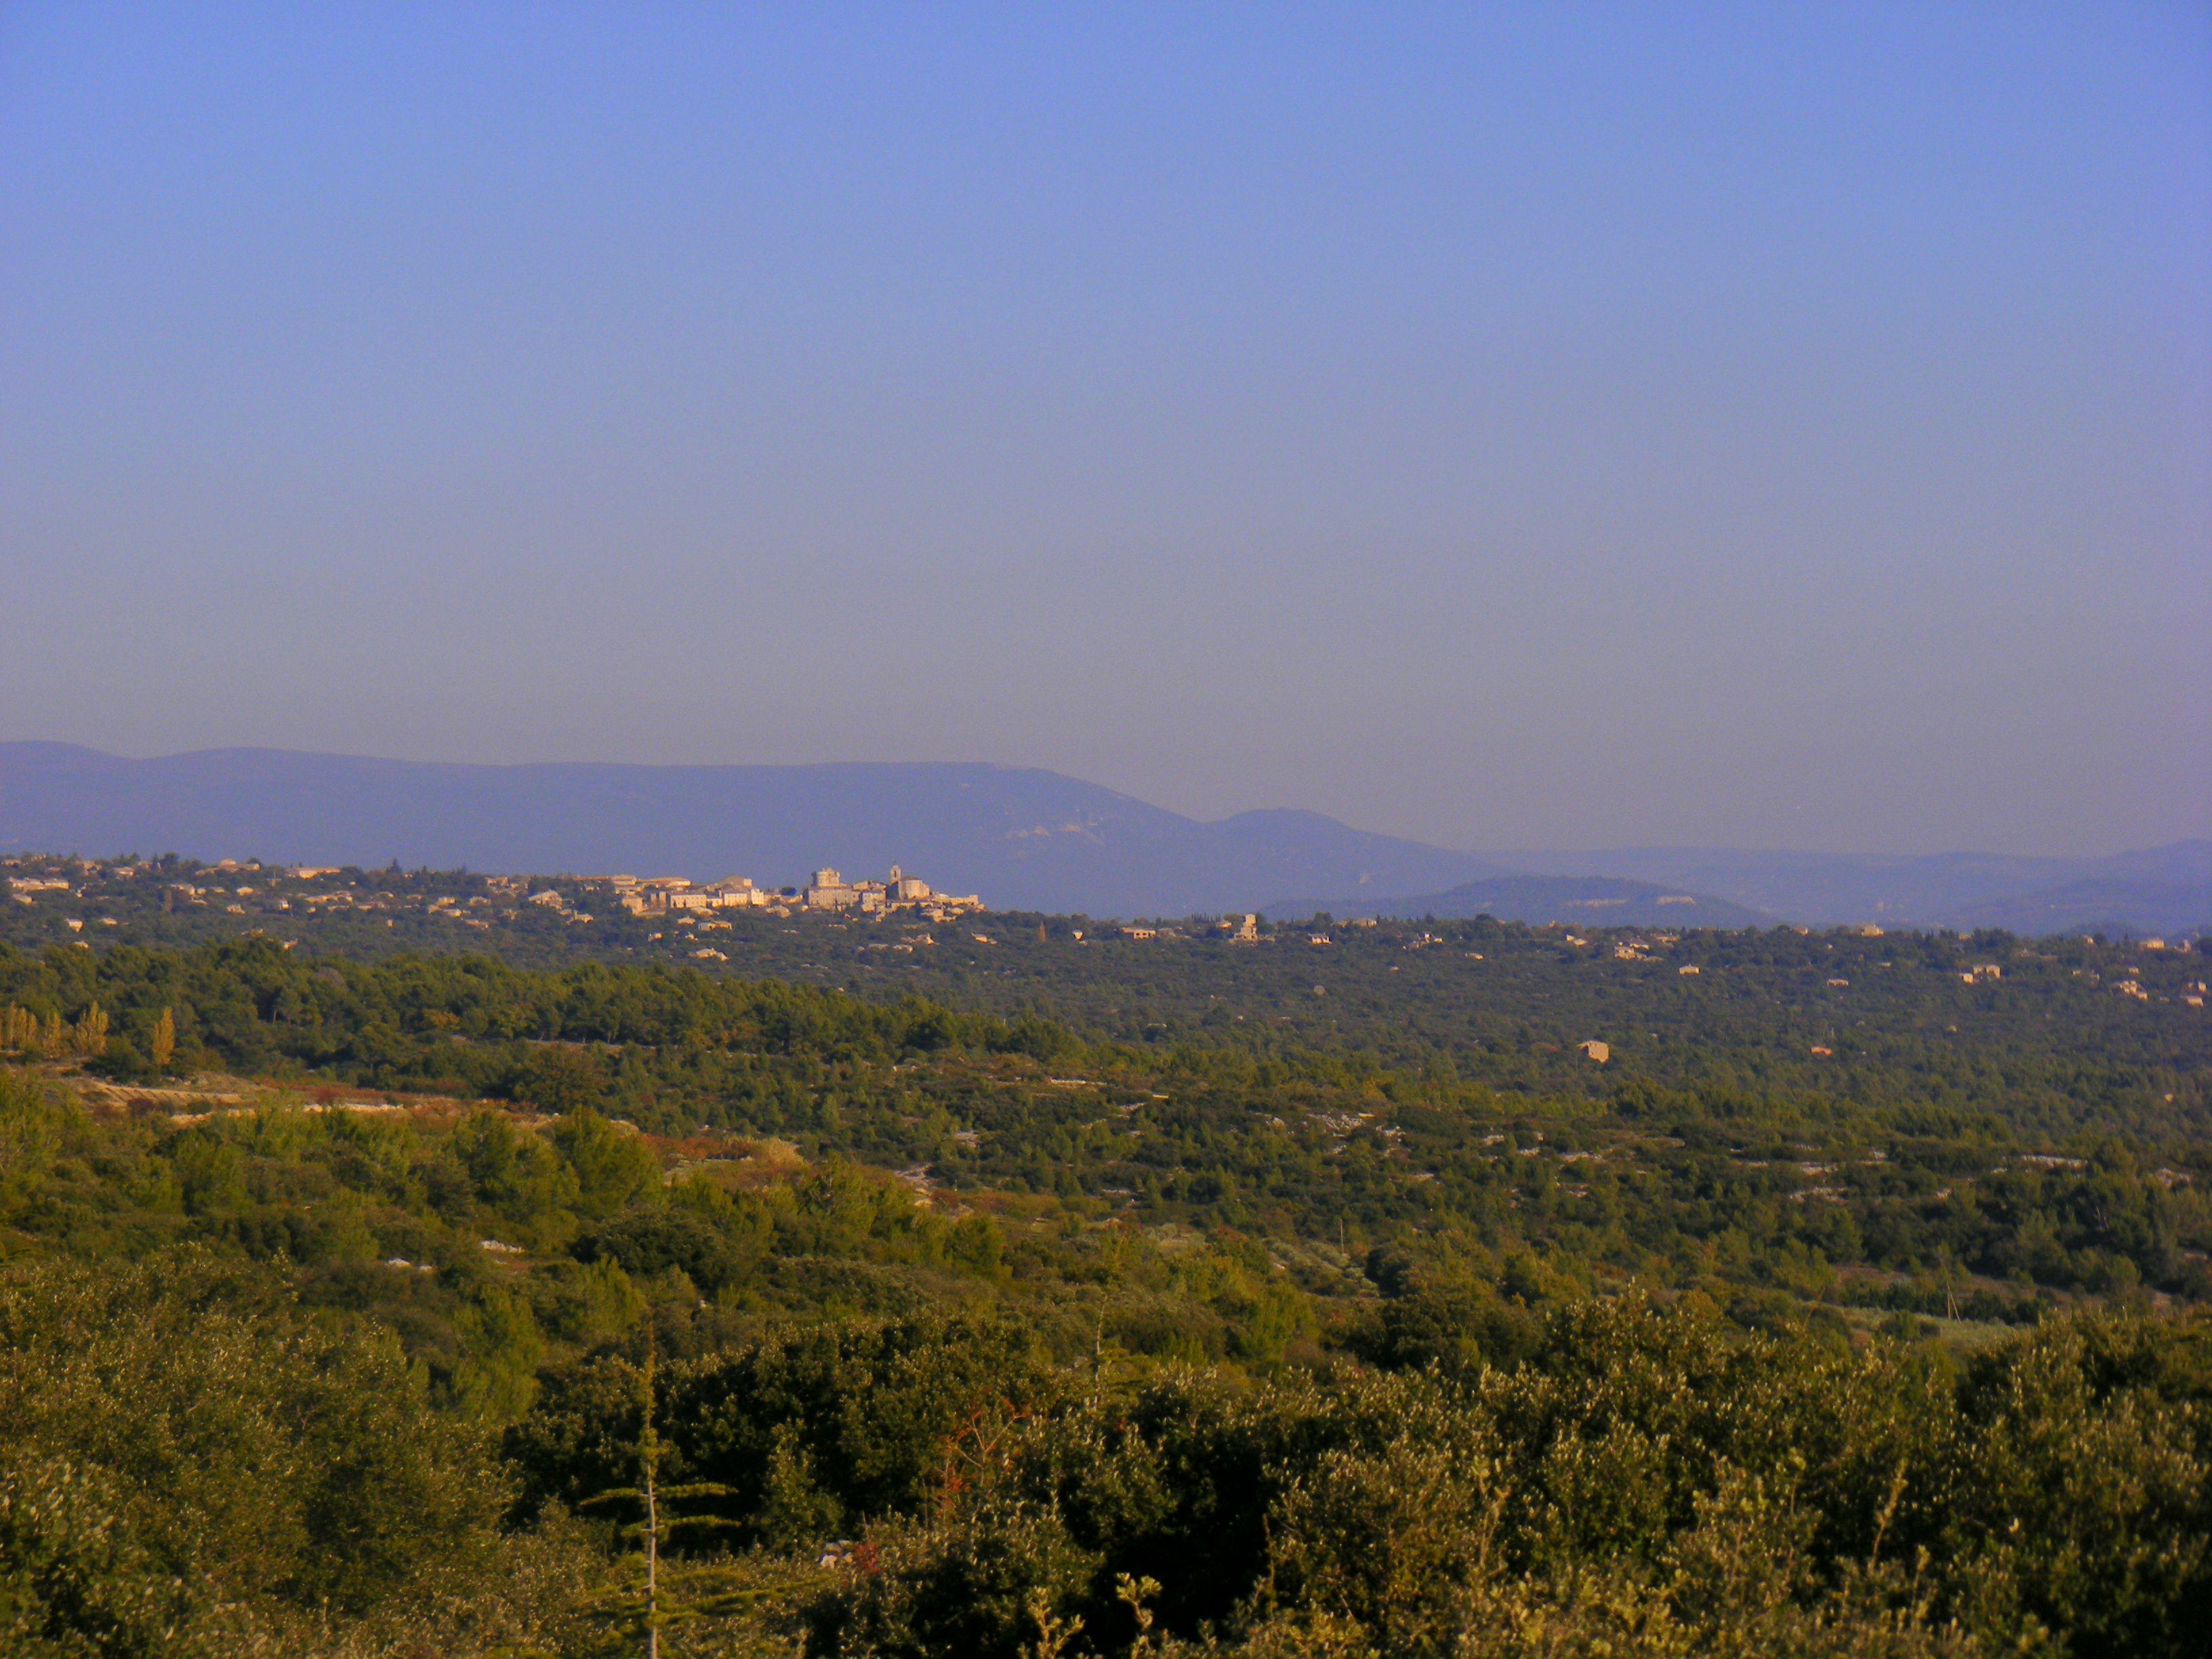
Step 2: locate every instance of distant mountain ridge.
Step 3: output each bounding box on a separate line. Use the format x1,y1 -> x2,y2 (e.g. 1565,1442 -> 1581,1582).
1494,844 -> 2212,937
1265,875 -> 1766,929
3,743 -> 2203,933
0,743 -> 1511,918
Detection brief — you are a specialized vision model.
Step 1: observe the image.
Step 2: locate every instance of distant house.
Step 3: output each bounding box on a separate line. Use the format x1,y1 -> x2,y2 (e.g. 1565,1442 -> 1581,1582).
798,865 -> 981,916
805,869 -> 860,909
1578,1040 -> 1610,1064
606,875 -> 697,916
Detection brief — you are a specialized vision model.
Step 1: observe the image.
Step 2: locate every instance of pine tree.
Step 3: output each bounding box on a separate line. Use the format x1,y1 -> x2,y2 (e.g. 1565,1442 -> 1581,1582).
582,1328 -> 785,1655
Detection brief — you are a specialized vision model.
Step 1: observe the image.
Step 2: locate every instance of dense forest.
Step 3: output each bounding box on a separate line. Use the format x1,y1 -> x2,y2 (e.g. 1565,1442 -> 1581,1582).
1,856 -> 2208,1654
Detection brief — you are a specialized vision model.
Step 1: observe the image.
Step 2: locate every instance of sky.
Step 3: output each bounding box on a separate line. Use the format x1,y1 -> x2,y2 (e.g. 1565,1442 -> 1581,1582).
3,3 -> 2207,857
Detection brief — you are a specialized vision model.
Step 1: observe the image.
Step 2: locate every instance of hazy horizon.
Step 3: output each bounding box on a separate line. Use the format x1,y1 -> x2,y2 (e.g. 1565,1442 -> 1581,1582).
7,738 -> 2205,866
5,5 -> 2208,859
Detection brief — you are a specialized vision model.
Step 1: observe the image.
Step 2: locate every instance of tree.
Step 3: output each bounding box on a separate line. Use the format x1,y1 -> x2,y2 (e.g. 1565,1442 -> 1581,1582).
553,1111 -> 661,1221
0,1251 -> 525,1649
582,1328 -> 758,1657
520,1044 -> 612,1114
447,1286 -> 548,1422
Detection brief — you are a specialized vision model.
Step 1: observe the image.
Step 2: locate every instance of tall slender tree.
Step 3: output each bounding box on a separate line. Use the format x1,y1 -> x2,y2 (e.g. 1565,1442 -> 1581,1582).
583,1328 -> 787,1655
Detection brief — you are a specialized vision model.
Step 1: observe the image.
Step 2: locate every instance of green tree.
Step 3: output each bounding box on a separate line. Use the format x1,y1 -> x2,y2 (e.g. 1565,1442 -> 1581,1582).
520,1044 -> 612,1113
0,1251 -> 525,1650
447,1286 -> 548,1423
552,1111 -> 661,1221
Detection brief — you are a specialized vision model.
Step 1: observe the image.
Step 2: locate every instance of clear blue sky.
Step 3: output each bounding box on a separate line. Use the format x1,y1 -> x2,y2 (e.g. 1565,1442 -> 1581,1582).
3,3 -> 2207,855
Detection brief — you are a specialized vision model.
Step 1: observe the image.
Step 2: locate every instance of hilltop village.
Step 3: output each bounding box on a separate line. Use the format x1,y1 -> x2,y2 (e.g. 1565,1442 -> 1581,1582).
0,854 -> 987,946
604,864 -> 982,920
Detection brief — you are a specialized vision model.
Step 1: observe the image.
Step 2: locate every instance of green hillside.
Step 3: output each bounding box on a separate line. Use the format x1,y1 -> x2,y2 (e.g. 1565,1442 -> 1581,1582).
0,880 -> 2207,1654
